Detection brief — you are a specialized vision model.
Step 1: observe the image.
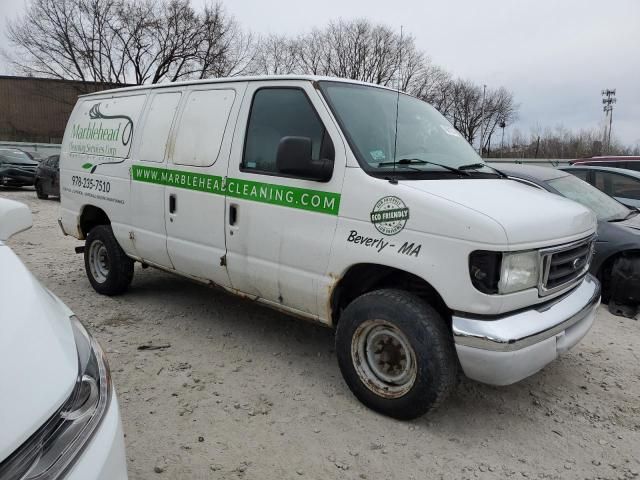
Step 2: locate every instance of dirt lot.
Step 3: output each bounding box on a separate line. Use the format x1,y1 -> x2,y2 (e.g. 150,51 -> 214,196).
2,187 -> 640,480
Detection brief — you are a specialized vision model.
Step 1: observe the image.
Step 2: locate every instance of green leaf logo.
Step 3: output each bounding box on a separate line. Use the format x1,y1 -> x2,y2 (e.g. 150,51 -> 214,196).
82,163 -> 93,170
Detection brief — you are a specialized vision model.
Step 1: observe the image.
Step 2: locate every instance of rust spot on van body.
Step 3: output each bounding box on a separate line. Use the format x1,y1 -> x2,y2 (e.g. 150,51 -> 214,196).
325,272 -> 340,327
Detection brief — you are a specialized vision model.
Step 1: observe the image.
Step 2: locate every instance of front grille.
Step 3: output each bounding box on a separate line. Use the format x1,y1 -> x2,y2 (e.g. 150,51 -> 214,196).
539,236 -> 594,296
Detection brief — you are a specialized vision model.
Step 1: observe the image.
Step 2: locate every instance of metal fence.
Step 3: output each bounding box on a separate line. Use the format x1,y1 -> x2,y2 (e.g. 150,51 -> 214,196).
486,158 -> 570,167
0,141 -> 61,159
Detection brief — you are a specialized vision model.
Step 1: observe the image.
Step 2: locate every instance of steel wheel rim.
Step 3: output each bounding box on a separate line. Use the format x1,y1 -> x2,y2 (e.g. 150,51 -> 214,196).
351,319 -> 417,398
88,240 -> 109,283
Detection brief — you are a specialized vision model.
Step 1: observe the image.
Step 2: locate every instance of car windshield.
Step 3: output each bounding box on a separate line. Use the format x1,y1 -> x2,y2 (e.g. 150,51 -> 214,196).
319,81 -> 495,177
0,149 -> 34,165
547,174 -> 631,221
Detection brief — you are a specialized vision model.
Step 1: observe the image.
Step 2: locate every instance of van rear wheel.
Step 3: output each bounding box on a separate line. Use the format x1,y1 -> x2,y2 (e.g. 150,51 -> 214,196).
335,289 -> 457,419
84,225 -> 134,295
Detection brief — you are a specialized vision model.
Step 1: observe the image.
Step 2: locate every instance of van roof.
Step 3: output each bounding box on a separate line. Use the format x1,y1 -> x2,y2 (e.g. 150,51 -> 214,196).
78,75 -> 398,98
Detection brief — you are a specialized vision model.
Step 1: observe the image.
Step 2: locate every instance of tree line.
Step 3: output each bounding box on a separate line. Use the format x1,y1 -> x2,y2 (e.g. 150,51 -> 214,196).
491,126 -> 640,159
5,0 -> 635,155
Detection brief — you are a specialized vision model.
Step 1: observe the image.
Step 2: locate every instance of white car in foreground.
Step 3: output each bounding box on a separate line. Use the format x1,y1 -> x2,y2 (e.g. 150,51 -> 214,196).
0,199 -> 127,479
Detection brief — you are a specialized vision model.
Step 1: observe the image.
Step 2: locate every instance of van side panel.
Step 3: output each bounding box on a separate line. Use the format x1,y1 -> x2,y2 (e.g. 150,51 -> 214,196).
60,93 -> 148,256
129,90 -> 183,267
161,84 -> 247,285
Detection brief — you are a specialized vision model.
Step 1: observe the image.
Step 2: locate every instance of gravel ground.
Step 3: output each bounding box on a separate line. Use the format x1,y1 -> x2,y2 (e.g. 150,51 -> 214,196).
3,187 -> 640,480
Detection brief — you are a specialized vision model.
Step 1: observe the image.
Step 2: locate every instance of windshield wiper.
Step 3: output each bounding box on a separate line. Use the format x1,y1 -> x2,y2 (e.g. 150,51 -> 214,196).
377,158 -> 469,176
459,162 -> 508,178
610,209 -> 639,222
458,162 -> 486,170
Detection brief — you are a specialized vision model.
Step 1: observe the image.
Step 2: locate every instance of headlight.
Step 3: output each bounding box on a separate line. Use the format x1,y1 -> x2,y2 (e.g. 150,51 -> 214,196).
470,250 -> 540,295
498,250 -> 540,294
0,317 -> 111,480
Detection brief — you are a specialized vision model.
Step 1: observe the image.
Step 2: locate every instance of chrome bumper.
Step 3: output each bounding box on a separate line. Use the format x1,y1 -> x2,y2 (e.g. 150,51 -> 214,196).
453,274 -> 600,386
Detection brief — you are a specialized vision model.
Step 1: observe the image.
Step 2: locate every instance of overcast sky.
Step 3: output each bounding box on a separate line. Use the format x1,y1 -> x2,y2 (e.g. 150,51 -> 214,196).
1,0 -> 638,145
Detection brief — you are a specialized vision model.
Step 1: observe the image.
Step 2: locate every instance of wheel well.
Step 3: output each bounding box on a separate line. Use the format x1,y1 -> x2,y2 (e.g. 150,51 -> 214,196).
329,264 -> 450,327
79,205 -> 110,239
597,249 -> 640,303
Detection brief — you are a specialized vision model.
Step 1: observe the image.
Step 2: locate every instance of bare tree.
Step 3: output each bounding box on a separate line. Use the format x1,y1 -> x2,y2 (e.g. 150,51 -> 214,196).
250,34 -> 298,75
296,29 -> 327,75
480,87 -> 518,154
192,2 -> 256,78
406,61 -> 451,108
498,125 -> 638,159
320,19 -> 400,85
6,0 -> 121,84
111,0 -> 159,85
5,0 -> 251,85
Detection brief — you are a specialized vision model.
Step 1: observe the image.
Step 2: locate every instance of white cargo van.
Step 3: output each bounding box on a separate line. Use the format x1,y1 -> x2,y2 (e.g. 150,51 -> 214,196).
59,76 -> 600,419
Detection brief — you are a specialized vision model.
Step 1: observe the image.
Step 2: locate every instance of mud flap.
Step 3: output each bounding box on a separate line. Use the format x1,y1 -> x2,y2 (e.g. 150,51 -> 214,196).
608,255 -> 640,318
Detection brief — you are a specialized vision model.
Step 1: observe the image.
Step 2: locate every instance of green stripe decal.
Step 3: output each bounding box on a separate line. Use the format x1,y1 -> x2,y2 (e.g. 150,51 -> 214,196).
132,165 -> 341,216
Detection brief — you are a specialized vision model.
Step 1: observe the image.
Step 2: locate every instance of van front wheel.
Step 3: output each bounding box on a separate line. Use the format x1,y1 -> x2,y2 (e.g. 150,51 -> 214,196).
335,289 -> 457,419
84,225 -> 134,295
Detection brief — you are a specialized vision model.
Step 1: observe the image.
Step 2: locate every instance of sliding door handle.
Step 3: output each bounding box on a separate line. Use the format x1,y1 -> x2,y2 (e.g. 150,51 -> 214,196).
169,194 -> 177,214
229,204 -> 238,226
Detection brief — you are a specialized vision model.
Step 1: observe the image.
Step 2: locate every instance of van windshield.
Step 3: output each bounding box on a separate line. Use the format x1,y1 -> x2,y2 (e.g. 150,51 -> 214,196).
318,81 -> 495,178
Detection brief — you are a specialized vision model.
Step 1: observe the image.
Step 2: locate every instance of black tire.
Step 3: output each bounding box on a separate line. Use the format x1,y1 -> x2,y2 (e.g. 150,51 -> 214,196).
606,255 -> 640,318
84,225 -> 134,295
35,181 -> 48,199
335,289 -> 457,420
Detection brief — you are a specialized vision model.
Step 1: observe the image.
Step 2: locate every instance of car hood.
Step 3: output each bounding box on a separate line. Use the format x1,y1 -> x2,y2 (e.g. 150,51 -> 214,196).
0,163 -> 37,172
401,178 -> 596,246
1,160 -> 38,167
0,245 -> 77,462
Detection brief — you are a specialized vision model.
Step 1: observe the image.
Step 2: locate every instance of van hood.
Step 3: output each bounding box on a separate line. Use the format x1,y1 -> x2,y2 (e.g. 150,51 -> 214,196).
401,178 -> 596,246
0,245 -> 77,462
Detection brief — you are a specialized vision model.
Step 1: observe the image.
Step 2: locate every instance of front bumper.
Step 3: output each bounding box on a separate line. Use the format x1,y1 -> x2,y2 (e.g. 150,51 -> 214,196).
65,393 -> 128,480
0,168 -> 36,186
453,274 -> 600,386
0,175 -> 35,186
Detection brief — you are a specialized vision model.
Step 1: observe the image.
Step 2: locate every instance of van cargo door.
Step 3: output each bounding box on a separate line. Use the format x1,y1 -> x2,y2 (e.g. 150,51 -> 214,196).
164,84 -> 246,286
130,90 -> 182,268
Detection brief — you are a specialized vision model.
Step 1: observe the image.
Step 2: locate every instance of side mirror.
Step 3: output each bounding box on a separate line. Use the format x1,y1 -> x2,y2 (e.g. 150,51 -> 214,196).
276,136 -> 333,182
0,199 -> 32,241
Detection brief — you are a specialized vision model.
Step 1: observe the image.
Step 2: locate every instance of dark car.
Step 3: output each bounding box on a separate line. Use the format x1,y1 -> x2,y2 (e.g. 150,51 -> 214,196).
0,149 -> 38,187
495,163 -> 640,317
570,156 -> 640,173
35,154 -> 60,199
560,165 -> 640,209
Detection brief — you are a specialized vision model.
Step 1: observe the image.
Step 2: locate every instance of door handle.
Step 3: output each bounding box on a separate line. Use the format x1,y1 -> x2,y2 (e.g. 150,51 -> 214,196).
169,194 -> 177,214
229,204 -> 237,226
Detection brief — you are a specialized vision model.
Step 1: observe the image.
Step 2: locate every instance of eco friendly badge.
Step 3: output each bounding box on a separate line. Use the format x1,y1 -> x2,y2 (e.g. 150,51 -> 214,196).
370,196 -> 410,235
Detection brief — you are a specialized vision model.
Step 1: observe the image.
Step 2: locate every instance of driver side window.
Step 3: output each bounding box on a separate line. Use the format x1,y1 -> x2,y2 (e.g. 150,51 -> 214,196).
242,88 -> 333,176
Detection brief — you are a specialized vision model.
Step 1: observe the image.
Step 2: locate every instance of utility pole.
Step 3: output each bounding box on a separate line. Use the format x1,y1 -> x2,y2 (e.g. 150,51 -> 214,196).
602,89 -> 616,153
479,84 -> 486,156
499,118 -> 506,158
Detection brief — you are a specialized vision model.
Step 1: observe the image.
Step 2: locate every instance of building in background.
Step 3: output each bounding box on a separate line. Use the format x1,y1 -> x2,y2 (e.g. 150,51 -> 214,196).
0,76 -> 120,144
